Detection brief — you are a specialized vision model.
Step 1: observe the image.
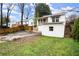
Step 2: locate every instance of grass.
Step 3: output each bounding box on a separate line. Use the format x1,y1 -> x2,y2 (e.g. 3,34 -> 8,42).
0,36 -> 79,56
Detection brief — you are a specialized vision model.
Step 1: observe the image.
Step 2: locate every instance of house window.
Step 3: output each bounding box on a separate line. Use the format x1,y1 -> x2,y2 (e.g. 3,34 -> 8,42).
49,26 -> 53,31
51,17 -> 55,22
41,19 -> 42,22
51,16 -> 60,22
55,16 -> 59,22
56,18 -> 59,22
43,19 -> 46,22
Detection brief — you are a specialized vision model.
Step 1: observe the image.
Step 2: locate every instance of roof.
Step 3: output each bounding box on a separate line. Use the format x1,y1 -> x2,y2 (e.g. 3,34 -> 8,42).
37,13 -> 65,19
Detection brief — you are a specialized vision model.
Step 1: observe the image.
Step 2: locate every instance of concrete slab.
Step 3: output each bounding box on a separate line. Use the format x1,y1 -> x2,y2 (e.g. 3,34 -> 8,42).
0,31 -> 41,41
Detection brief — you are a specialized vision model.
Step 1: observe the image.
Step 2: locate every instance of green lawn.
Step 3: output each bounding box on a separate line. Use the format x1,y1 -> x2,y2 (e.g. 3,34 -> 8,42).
0,36 -> 79,56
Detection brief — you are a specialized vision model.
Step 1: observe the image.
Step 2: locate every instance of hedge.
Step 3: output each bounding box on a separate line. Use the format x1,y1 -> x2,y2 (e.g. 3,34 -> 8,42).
0,26 -> 33,34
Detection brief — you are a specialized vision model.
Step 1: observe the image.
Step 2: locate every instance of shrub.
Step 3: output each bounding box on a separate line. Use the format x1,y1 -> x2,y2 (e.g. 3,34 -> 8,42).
24,26 -> 28,31
0,29 -> 5,34
0,25 -> 33,35
0,26 -> 22,34
24,26 -> 33,32
72,18 -> 79,40
18,25 -> 24,30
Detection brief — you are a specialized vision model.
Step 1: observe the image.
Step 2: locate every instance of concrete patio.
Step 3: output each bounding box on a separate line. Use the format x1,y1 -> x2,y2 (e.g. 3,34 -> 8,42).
0,31 -> 41,41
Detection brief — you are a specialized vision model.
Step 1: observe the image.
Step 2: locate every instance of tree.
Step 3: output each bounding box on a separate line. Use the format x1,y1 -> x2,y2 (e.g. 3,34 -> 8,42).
0,16 -> 7,24
18,3 -> 25,26
72,17 -> 79,40
6,3 -> 15,27
32,3 -> 38,26
24,4 -> 32,19
0,3 -> 3,27
35,3 -> 51,17
34,3 -> 51,26
66,14 -> 78,24
65,14 -> 78,37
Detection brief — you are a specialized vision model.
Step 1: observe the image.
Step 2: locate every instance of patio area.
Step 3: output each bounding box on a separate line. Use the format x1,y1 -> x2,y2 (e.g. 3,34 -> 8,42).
0,31 -> 41,41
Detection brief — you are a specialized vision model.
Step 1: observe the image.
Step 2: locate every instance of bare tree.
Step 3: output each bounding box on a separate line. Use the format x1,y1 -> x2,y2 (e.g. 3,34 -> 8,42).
24,4 -> 32,19
18,3 -> 25,26
69,14 -> 77,23
24,3 -> 37,25
0,16 -> 7,24
6,3 -> 15,27
66,14 -> 78,24
0,3 -> 3,27
18,3 -> 37,26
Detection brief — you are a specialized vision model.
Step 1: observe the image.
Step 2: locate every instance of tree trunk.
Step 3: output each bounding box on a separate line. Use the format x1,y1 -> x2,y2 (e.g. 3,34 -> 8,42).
21,4 -> 24,26
1,3 -> 3,27
21,11 -> 23,26
6,16 -> 8,27
6,9 -> 9,27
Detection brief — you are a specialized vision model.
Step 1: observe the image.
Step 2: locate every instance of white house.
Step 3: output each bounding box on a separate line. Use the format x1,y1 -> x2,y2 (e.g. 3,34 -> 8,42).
8,17 -> 34,28
8,21 -> 27,28
27,17 -> 34,26
36,13 -> 66,37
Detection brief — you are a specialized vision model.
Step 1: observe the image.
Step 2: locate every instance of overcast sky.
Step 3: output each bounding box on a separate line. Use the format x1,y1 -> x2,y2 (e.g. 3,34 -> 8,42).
2,3 -> 79,22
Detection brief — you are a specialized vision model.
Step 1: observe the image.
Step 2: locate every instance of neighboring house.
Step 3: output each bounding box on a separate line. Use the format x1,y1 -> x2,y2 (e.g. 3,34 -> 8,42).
8,21 -> 27,28
8,22 -> 15,28
27,16 -> 34,26
8,16 -> 34,28
28,18 -> 34,26
36,13 -> 66,37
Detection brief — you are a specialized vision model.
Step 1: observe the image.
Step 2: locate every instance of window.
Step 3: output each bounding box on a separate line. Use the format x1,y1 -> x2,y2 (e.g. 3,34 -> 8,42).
56,18 -> 59,22
55,16 -> 59,22
43,18 -> 48,24
51,16 -> 60,22
41,19 -> 42,22
49,26 -> 53,31
43,19 -> 46,22
51,17 -> 55,22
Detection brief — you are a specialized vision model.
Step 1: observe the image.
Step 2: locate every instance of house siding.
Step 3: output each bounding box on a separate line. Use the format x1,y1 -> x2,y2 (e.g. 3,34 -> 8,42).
38,23 -> 65,37
37,15 -> 66,37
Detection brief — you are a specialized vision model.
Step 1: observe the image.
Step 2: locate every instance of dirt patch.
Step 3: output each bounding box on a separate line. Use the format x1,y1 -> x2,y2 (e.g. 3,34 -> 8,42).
13,35 -> 41,44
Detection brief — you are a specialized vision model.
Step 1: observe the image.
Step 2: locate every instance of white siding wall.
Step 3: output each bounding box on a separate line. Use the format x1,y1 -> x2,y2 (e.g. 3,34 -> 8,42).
38,24 -> 65,37
48,17 -> 52,23
47,15 -> 66,23
37,15 -> 66,37
28,19 -> 34,26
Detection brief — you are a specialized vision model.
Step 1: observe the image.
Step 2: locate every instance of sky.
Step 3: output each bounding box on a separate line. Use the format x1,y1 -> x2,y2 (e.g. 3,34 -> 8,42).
2,3 -> 79,23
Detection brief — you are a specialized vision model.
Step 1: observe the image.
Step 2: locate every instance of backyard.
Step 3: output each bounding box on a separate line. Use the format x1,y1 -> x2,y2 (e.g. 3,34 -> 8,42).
0,36 -> 79,56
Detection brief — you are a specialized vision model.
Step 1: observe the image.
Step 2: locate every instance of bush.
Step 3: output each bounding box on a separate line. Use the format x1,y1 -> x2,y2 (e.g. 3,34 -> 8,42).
0,26 -> 22,34
0,25 -> 33,35
24,26 -> 28,31
72,18 -> 79,40
24,26 -> 33,32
